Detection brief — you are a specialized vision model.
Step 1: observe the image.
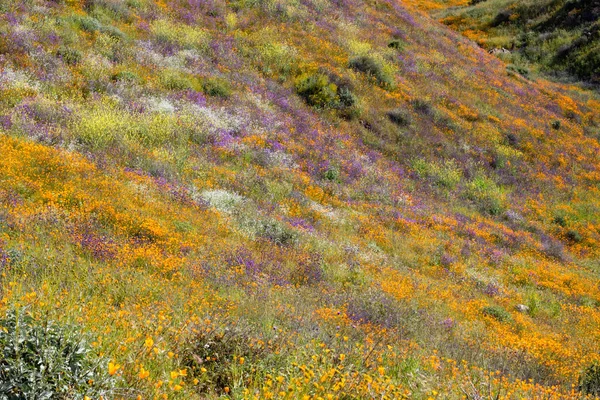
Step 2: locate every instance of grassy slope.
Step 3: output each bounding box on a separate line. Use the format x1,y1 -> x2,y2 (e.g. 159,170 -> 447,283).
0,0 -> 600,398
420,0 -> 600,84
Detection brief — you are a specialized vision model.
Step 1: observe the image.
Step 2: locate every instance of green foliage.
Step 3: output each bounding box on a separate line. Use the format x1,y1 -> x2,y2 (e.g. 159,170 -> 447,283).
387,39 -> 405,50
256,220 -> 297,246
160,70 -> 196,91
202,77 -> 232,98
295,73 -> 360,116
566,229 -> 583,243
75,104 -> 181,149
526,293 -> 541,317
465,175 -> 507,215
0,308 -> 116,399
111,70 -> 139,83
323,166 -> 341,182
578,363 -> 600,396
295,73 -> 339,108
349,55 -> 395,88
181,322 -> 269,395
56,46 -> 82,65
73,16 -> 102,33
386,108 -> 411,127
412,159 -> 462,190
411,99 -> 433,116
440,0 -> 599,83
482,305 -> 512,322
150,19 -> 210,51
507,64 -> 530,77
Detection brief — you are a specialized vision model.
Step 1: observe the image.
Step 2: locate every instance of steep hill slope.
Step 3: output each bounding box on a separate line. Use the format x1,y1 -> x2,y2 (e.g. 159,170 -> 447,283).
0,0 -> 600,398
418,0 -> 600,85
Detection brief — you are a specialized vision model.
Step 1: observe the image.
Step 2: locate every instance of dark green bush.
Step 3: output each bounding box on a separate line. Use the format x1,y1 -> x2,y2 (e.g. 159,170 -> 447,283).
579,362 -> 600,396
202,77 -> 232,98
386,108 -> 411,127
295,73 -> 339,108
337,86 -> 357,108
388,39 -> 405,50
349,55 -> 394,88
411,99 -> 433,115
566,229 -> 583,243
323,166 -> 341,182
295,72 -> 360,117
482,305 -> 512,322
551,120 -> 561,130
0,308 -> 116,399
507,64 -> 530,77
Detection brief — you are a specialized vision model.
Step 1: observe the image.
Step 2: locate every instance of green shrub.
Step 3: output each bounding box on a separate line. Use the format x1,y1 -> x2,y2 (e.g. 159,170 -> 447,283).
202,77 -> 232,98
100,25 -> 126,41
578,363 -> 600,396
182,322 -> 269,395
73,16 -> 102,33
413,159 -> 462,190
386,108 -> 411,127
387,39 -> 405,50
337,86 -> 357,108
56,46 -> 83,65
75,107 -> 123,149
295,72 -> 359,115
295,73 -> 339,108
482,305 -> 512,322
349,55 -> 394,88
507,64 -> 530,77
111,70 -> 139,83
465,175 -> 507,215
257,220 -> 297,246
566,229 -> 583,243
323,166 -> 341,182
411,98 -> 433,115
0,308 -> 116,399
161,71 -> 196,91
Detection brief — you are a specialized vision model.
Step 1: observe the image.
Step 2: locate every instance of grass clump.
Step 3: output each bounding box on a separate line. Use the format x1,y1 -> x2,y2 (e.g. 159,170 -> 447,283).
412,158 -> 462,190
578,363 -> 600,396
160,70 -> 197,91
56,46 -> 83,65
256,219 -> 298,246
0,308 -> 116,399
150,19 -> 210,51
349,55 -> 395,88
482,305 -> 512,322
386,108 -> 411,127
202,77 -> 232,98
465,175 -> 508,215
181,321 -> 270,396
111,70 -> 139,83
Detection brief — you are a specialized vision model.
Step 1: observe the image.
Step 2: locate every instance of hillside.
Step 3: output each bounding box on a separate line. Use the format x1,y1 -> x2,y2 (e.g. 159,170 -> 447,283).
418,0 -> 600,85
0,0 -> 600,398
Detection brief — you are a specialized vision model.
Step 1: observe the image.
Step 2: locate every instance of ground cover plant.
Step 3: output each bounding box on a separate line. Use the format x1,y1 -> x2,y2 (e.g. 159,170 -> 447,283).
0,0 -> 599,398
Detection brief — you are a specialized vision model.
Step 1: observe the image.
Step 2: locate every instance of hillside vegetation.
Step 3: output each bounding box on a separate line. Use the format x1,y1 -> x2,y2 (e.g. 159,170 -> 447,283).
0,0 -> 600,398
420,0 -> 600,85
